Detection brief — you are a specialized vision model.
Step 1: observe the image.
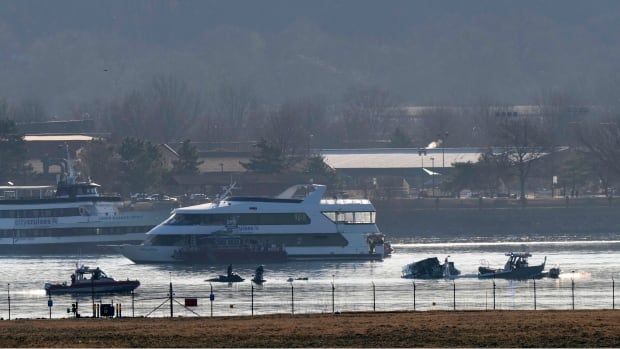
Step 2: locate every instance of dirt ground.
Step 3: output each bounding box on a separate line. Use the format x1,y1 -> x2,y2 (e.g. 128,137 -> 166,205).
0,310 -> 618,347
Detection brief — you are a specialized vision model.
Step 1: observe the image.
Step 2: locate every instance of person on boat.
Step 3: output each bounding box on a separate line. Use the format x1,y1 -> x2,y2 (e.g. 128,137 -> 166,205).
94,267 -> 101,280
227,264 -> 233,278
70,273 -> 76,285
255,265 -> 264,281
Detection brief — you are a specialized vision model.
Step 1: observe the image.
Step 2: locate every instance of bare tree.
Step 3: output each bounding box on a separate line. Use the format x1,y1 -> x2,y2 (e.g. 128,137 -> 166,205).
577,116 -> 620,182
535,89 -> 583,146
147,75 -> 203,142
471,97 -> 501,146
264,102 -> 309,163
213,83 -> 257,141
342,85 -> 393,142
495,117 -> 550,206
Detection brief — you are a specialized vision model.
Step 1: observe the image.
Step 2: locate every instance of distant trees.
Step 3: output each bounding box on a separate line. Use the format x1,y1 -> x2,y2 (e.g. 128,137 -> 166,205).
442,149 -> 514,197
576,116 -> 620,196
78,138 -> 170,194
342,85 -> 393,142
172,139 -> 203,175
0,118 -> 32,183
78,140 -> 121,192
10,98 -> 49,122
105,76 -> 202,142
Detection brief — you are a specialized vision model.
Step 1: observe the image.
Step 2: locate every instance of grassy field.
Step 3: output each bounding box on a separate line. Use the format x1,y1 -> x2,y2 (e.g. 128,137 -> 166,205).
0,310 -> 618,347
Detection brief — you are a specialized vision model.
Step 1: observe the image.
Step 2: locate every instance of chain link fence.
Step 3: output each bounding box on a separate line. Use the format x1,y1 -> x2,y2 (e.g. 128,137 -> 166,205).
0,278 -> 616,319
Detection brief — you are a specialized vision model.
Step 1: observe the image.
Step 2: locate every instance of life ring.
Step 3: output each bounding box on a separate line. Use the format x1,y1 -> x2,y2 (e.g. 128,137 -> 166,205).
78,206 -> 90,216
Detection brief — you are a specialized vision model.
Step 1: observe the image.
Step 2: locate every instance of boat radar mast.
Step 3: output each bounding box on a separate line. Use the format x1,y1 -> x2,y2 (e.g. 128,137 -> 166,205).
62,143 -> 78,185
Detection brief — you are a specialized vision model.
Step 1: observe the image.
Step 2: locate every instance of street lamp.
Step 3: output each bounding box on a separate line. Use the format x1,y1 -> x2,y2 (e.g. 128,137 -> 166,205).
430,157 -> 435,197
418,148 -> 427,197
439,132 -> 449,168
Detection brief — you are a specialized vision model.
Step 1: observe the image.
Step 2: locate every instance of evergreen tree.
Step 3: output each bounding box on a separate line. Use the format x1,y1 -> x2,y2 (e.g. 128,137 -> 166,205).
118,137 -> 166,193
172,139 -> 203,175
389,127 -> 411,147
241,139 -> 286,173
0,118 -> 32,183
78,140 -> 122,192
304,155 -> 339,185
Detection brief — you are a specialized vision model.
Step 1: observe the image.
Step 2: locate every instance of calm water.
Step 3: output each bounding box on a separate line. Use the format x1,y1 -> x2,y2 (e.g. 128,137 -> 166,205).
1,238 -> 619,318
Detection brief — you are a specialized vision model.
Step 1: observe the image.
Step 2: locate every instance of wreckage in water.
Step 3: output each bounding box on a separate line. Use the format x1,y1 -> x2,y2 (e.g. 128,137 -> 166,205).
402,257 -> 460,279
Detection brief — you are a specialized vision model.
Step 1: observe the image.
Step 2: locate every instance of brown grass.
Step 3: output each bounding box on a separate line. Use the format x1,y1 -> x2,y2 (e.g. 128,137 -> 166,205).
0,310 -> 618,347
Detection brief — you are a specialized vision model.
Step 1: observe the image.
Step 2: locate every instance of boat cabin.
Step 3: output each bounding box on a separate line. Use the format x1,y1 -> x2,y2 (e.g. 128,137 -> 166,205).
56,182 -> 101,198
71,266 -> 109,285
0,186 -> 55,200
503,252 -> 531,271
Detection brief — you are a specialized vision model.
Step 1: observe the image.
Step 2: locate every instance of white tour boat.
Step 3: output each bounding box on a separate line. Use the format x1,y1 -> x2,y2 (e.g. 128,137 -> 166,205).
118,184 -> 388,263
0,152 -> 175,253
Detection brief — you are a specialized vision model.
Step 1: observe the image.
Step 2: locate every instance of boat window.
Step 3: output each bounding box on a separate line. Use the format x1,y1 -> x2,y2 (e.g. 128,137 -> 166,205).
165,213 -> 311,225
321,211 -> 375,224
165,214 -> 202,225
150,234 -> 188,246
0,207 -> 81,219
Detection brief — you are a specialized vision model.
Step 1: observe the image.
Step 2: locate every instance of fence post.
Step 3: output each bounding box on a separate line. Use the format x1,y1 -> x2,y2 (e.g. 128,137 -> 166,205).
91,278 -> 96,318
571,278 -> 575,310
291,283 -> 294,315
331,281 -> 335,314
48,294 -> 52,319
533,278 -> 537,310
209,283 -> 214,317
169,280 -> 174,318
131,290 -> 135,318
453,281 -> 456,311
7,283 -> 10,320
372,282 -> 376,312
413,282 -> 416,311
492,280 -> 496,310
251,283 -> 254,317
613,277 -> 615,310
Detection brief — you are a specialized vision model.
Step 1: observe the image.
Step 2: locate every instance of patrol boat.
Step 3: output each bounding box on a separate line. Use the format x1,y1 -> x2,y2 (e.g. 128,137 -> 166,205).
44,265 -> 140,295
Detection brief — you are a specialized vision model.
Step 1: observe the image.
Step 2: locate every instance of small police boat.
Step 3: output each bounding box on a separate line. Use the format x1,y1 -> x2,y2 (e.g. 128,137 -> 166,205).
44,265 -> 140,295
478,253 -> 546,280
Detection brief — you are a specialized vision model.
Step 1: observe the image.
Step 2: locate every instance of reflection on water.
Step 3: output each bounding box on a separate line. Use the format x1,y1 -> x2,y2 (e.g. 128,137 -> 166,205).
0,239 -> 618,318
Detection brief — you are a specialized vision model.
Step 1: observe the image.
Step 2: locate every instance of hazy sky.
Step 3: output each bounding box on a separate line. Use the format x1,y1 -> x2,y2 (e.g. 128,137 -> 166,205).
1,0 -> 619,113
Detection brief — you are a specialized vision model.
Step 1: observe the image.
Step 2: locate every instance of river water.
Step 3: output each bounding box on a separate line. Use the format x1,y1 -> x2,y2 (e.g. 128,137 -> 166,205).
0,238 -> 619,319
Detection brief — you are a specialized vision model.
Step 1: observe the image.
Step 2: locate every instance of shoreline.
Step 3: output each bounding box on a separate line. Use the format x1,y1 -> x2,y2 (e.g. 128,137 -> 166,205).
0,310 -> 618,347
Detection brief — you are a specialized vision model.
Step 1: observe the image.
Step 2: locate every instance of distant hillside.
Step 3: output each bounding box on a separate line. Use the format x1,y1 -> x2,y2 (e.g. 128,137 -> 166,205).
1,0 -> 619,112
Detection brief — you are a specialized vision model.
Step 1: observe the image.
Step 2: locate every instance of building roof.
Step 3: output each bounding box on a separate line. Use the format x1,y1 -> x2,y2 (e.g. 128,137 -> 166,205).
24,134 -> 96,142
320,147 -> 564,170
321,148 -> 482,169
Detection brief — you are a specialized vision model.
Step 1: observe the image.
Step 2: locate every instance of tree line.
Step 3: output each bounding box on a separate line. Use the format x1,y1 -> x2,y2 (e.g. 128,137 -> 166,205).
3,74 -> 620,200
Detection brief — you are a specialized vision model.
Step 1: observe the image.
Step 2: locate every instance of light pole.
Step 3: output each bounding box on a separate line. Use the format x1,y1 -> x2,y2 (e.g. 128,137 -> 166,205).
430,157 -> 435,197
440,132 -> 449,168
418,148 -> 427,197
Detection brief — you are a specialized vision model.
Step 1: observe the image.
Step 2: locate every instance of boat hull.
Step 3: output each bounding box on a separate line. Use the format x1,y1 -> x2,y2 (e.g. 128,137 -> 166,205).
478,264 -> 545,280
45,280 -> 140,295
